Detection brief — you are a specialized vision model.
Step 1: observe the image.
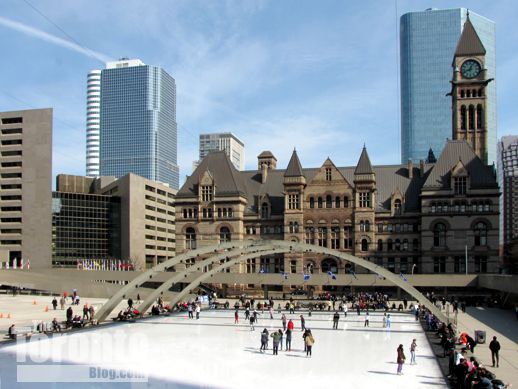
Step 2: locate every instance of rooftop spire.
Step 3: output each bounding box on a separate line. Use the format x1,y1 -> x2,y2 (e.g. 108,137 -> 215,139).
284,149 -> 304,177
354,145 -> 374,175
455,14 -> 486,57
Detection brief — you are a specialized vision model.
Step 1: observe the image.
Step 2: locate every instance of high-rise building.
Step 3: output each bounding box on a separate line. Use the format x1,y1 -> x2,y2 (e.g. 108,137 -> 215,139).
400,8 -> 496,165
0,108 -> 53,269
86,70 -> 101,177
194,132 -> 245,171
99,59 -> 179,189
498,135 -> 518,272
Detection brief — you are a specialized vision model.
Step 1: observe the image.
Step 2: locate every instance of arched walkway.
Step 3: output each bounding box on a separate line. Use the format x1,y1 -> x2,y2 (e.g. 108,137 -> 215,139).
96,240 -> 448,323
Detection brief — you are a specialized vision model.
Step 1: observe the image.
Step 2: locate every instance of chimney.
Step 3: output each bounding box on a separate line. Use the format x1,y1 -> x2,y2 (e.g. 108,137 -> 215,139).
419,160 -> 425,177
408,159 -> 413,179
261,163 -> 268,184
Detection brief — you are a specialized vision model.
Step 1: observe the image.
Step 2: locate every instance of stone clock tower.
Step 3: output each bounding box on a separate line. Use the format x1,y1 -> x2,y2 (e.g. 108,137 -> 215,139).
450,14 -> 493,164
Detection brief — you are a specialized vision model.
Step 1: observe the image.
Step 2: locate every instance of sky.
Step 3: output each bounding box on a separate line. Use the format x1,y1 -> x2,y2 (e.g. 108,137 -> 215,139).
1,0 -> 517,186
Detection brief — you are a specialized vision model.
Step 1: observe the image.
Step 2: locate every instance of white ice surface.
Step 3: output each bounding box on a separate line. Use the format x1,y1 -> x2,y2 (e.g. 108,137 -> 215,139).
0,310 -> 447,388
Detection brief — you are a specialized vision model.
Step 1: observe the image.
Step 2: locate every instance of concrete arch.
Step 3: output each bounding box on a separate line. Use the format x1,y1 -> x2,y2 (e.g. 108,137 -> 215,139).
97,240 -> 448,323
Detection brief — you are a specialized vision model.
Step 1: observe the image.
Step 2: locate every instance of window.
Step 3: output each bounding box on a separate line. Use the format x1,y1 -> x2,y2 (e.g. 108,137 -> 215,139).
331,227 -> 340,249
400,257 -> 408,274
477,105 -> 483,129
201,185 -> 213,202
474,256 -> 487,273
343,227 -> 352,249
335,197 -> 340,208
318,197 -> 323,208
325,168 -> 332,181
388,258 -> 395,273
454,177 -> 467,195
473,222 -> 487,246
412,238 -> 419,251
185,258 -> 195,268
460,105 -> 467,130
454,256 -> 466,274
359,192 -> 371,208
317,227 -> 327,247
290,260 -> 297,273
321,258 -> 338,274
361,239 -> 368,251
185,228 -> 196,249
305,227 -> 315,244
433,257 -> 446,273
246,258 -> 256,273
326,195 -> 332,208
220,227 -> 231,243
394,199 -> 402,215
433,223 -> 446,247
289,222 -> 299,233
343,197 -> 349,208
1,117 -> 22,124
387,239 -> 393,251
261,203 -> 269,219
377,239 -> 383,251
468,105 -> 475,129
402,239 -> 408,251
288,194 -> 300,209
395,239 -> 401,251
377,224 -> 383,233
309,197 -> 315,209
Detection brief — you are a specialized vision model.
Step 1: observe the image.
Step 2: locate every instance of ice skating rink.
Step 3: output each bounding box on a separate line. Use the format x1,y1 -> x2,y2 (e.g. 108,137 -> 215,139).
0,309 -> 446,388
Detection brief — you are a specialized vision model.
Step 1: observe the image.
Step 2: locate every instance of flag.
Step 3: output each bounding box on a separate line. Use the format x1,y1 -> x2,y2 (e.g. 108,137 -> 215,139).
259,268 -> 265,274
400,272 -> 408,282
303,274 -> 311,281
27,259 -> 30,270
327,271 -> 337,280
351,271 -> 358,280
280,272 -> 288,280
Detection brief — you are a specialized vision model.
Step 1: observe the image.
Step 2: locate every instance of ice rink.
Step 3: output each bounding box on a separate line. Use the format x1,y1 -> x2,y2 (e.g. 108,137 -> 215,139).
0,309 -> 447,388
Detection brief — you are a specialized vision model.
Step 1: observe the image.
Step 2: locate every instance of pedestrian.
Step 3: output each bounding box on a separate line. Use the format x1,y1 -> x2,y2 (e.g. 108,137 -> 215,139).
383,313 -> 387,328
8,324 -> 16,339
287,318 -> 294,331
269,306 -> 274,319
343,303 -> 348,318
82,304 -> 89,321
305,329 -> 315,357
466,334 -> 476,354
195,304 -> 201,319
52,297 -> 58,310
271,330 -> 281,355
128,298 -> 133,309
253,309 -> 259,324
260,329 -> 268,353
489,336 -> 500,368
410,339 -> 417,364
278,329 -> 284,351
386,314 -> 392,329
364,312 -> 370,327
333,311 -> 340,330
285,327 -> 292,351
249,314 -> 256,331
89,305 -> 95,323
281,314 -> 287,331
59,295 -> 65,310
234,309 -> 239,324
300,314 -> 305,331
289,303 -> 295,314
397,344 -> 406,375
356,304 -> 360,315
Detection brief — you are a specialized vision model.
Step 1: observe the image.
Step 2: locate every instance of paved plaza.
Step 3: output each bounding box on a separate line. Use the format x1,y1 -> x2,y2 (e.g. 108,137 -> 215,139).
0,306 -> 445,388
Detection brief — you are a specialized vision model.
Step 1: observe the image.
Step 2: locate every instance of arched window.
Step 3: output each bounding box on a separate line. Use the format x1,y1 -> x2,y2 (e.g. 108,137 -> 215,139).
478,89 -> 482,97
394,199 -> 402,215
261,202 -> 269,219
306,263 -> 314,274
321,258 -> 338,274
220,227 -> 231,243
387,239 -> 393,251
326,195 -> 333,208
474,222 -> 487,246
344,197 -> 349,208
317,197 -> 323,208
186,227 -> 196,249
468,105 -> 475,129
377,239 -> 383,251
395,239 -> 401,251
361,239 -> 369,252
466,90 -> 471,98
477,105 -> 483,129
335,196 -> 340,208
484,201 -> 490,212
360,220 -> 365,232
460,106 -> 467,130
460,90 -> 465,98
433,223 -> 446,247
309,197 -> 315,209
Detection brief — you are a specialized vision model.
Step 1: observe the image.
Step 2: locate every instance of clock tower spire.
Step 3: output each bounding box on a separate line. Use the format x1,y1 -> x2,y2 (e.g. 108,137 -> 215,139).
450,14 -> 493,164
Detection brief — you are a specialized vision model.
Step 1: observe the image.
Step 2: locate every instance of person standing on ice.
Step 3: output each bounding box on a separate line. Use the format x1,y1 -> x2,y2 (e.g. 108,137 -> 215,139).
269,305 -> 274,319
260,328 -> 269,353
300,314 -> 306,331
386,314 -> 392,329
305,329 -> 315,357
382,312 -> 387,328
343,303 -> 348,318
245,306 -> 250,320
271,330 -> 281,355
285,327 -> 292,351
195,304 -> 201,319
397,344 -> 406,375
281,314 -> 287,331
333,311 -> 340,329
410,339 -> 417,364
249,314 -> 256,331
364,311 -> 370,327
234,309 -> 239,324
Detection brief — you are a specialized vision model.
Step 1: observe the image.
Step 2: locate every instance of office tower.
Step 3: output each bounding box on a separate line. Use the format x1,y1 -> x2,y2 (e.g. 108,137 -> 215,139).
86,70 -> 101,177
0,108 -> 52,269
498,136 -> 518,271
194,132 -> 245,171
99,59 -> 179,189
400,8 -> 496,165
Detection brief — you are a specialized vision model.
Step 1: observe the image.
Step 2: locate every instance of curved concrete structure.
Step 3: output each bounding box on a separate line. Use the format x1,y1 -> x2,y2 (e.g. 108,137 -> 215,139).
97,240 -> 449,323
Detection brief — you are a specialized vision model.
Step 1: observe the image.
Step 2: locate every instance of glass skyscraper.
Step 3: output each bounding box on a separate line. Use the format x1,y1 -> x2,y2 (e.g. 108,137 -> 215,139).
400,8 -> 496,165
99,59 -> 179,189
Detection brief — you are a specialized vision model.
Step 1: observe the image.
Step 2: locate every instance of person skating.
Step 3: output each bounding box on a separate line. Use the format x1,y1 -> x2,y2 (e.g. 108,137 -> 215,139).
278,329 -> 284,351
386,314 -> 392,329
188,303 -> 194,319
356,304 -> 360,316
281,313 -> 287,331
305,329 -> 315,357
285,327 -> 292,351
245,306 -> 250,320
300,314 -> 305,331
302,328 -> 309,352
364,312 -> 369,327
234,309 -> 239,324
249,314 -> 256,331
333,311 -> 340,330
269,306 -> 274,319
195,304 -> 201,320
489,336 -> 500,367
260,328 -> 269,353
271,330 -> 281,355
343,303 -> 348,318
397,344 -> 406,375
52,297 -> 58,310
287,318 -> 294,332
253,309 -> 259,324
382,312 -> 387,328
410,339 -> 417,364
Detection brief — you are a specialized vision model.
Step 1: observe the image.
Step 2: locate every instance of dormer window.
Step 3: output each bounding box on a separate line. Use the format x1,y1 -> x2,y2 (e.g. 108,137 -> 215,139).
201,185 -> 213,202
325,168 -> 332,181
454,177 -> 467,195
394,199 -> 402,215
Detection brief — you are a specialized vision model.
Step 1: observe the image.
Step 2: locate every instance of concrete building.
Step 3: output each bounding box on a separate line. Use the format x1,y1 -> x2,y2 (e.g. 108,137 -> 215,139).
400,8 -> 496,165
498,135 -> 518,273
0,108 -> 52,269
85,70 -> 101,177
98,58 -> 179,189
193,132 -> 245,172
53,173 -> 176,270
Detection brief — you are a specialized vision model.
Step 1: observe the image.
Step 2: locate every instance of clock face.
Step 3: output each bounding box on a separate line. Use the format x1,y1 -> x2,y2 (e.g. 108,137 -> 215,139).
461,60 -> 481,79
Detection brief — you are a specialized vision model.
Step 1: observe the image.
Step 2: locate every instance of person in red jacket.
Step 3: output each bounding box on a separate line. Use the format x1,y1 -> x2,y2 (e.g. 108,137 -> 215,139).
287,319 -> 294,331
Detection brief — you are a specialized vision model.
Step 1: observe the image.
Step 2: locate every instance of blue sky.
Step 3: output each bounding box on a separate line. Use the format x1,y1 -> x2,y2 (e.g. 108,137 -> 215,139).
1,0 -> 517,185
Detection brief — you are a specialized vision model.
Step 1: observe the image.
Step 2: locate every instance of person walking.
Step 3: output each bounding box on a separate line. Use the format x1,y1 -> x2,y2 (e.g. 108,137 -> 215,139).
489,336 -> 500,368
410,339 -> 417,364
397,344 -> 406,375
59,295 -> 65,310
271,330 -> 281,355
281,314 -> 287,331
333,311 -> 340,330
82,304 -> 89,321
285,327 -> 292,351
386,314 -> 392,329
382,313 -> 387,328
195,304 -> 201,319
245,306 -> 250,320
234,309 -> 239,324
364,312 -> 370,327
300,315 -> 305,332
52,297 -> 58,310
305,329 -> 315,357
249,314 -> 256,331
260,329 -> 269,353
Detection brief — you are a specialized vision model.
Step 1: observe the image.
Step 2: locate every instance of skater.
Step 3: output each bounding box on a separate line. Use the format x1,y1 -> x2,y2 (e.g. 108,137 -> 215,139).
59,295 -> 65,310
281,314 -> 287,331
289,303 -> 295,314
188,303 -> 194,319
410,339 -> 417,364
277,303 -> 282,314
300,314 -> 305,331
302,328 -> 309,352
253,309 -> 259,324
287,318 -> 294,332
195,304 -> 201,319
343,303 -> 348,318
333,311 -> 340,330
234,309 -> 239,324
364,312 -> 369,327
128,298 -> 133,309
285,327 -> 292,351
489,336 -> 500,367
245,306 -> 250,320
278,329 -> 284,351
271,330 -> 281,355
269,306 -> 274,319
397,344 -> 406,375
249,314 -> 256,331
356,304 -> 360,316
382,313 -> 387,328
52,297 -> 58,310
386,314 -> 392,328
305,329 -> 315,357
260,329 -> 269,352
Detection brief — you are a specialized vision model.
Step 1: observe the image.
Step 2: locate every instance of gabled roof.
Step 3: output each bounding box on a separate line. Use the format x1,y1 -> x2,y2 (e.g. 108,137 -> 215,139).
423,140 -> 496,189
284,149 -> 304,177
354,146 -> 374,175
455,16 -> 486,57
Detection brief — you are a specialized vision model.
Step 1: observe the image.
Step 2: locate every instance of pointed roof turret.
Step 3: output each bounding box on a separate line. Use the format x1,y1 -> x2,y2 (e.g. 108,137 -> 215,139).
354,145 -> 374,175
427,148 -> 437,163
284,149 -> 304,177
455,15 -> 486,57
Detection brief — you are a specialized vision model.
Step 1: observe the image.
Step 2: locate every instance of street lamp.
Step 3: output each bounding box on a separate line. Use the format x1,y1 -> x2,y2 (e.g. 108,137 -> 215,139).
411,263 -> 417,275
